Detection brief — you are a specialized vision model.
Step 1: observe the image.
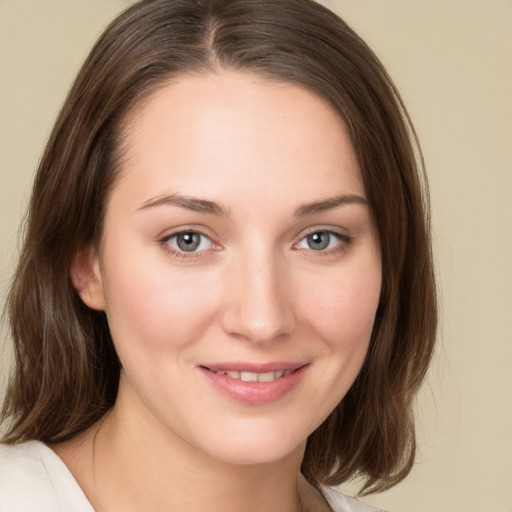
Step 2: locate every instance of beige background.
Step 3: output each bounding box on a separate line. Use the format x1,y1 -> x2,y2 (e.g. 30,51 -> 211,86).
1,1 -> 511,511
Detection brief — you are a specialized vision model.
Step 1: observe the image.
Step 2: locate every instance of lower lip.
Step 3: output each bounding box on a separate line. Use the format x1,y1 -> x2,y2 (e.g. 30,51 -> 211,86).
199,365 -> 309,405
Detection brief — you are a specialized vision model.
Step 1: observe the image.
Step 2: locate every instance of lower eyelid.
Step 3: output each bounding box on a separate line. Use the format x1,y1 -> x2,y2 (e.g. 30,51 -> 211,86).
163,246 -> 203,259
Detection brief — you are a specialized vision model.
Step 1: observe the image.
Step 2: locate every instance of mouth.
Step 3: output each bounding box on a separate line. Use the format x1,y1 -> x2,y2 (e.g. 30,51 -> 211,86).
199,363 -> 309,405
204,368 -> 295,382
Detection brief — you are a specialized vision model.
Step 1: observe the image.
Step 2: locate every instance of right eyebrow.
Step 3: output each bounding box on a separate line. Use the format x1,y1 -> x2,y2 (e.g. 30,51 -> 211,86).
137,193 -> 230,217
294,194 -> 367,217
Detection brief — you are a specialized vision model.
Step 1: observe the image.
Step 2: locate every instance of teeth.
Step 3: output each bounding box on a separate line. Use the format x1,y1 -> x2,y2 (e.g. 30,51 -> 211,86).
240,371 -> 258,382
212,369 -> 292,382
258,371 -> 276,382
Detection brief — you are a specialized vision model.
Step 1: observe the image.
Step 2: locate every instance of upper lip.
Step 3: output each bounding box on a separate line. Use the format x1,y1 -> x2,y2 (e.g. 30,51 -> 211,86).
200,362 -> 309,373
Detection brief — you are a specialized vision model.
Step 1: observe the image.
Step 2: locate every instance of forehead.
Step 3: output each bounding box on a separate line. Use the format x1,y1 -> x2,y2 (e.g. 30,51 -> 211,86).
112,71 -> 363,210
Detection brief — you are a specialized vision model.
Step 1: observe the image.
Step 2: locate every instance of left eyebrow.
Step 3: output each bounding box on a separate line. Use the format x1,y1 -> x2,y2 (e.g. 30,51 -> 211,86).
294,194 -> 367,217
137,193 -> 230,217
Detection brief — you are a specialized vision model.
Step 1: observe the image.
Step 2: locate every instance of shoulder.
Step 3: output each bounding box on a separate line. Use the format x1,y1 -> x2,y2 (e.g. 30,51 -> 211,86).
322,486 -> 389,512
0,441 -> 93,512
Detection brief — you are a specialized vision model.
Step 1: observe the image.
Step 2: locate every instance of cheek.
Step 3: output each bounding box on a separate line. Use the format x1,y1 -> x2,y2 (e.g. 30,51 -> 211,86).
302,263 -> 382,352
100,251 -> 221,354
289,260 -> 381,425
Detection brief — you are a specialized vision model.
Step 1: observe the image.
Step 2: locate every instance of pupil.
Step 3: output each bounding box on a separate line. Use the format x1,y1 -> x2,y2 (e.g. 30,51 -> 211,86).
308,232 -> 329,250
177,233 -> 200,251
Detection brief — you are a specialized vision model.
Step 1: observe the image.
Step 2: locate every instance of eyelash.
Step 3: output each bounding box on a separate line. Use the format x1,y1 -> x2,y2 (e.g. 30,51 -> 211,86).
159,228 -> 352,259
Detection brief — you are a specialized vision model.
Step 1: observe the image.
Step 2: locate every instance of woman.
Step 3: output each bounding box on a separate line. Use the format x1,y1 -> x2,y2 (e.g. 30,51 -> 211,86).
0,1 -> 437,511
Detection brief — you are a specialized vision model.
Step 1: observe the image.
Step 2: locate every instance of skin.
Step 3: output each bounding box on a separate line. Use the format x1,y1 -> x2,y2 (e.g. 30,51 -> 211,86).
57,71 -> 382,512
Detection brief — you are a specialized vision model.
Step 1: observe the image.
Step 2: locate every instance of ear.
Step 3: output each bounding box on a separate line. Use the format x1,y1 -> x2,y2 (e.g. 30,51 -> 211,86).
70,246 -> 106,311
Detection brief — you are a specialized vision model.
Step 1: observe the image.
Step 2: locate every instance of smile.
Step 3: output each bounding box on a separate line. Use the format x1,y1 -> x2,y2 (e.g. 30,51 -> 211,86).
200,363 -> 309,405
209,369 -> 294,382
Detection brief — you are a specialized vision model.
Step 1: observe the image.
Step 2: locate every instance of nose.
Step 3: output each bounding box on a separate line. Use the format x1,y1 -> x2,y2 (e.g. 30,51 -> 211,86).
220,250 -> 296,344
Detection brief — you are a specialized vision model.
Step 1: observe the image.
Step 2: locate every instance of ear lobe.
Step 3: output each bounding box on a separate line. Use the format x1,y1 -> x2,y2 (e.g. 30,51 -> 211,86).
70,247 -> 106,311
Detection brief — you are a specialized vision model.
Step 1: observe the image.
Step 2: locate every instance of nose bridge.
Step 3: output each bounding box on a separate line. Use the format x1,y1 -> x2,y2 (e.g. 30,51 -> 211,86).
222,242 -> 295,343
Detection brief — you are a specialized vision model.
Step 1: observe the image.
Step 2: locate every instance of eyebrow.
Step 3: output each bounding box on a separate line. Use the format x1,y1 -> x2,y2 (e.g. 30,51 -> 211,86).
138,192 -> 366,217
138,193 -> 230,216
294,194 -> 367,216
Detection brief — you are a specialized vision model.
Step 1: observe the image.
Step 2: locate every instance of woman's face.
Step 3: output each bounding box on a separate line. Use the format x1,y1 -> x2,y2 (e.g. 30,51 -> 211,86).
79,71 -> 381,465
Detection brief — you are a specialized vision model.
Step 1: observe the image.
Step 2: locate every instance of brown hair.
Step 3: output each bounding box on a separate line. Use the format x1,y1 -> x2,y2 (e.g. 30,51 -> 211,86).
1,0 -> 436,494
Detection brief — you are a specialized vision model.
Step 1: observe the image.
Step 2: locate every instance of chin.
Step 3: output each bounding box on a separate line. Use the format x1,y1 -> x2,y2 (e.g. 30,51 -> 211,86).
191,418 -> 309,467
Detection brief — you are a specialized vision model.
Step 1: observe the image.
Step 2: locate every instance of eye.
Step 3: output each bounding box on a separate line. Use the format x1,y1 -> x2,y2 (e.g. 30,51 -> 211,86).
295,230 -> 345,251
165,231 -> 213,253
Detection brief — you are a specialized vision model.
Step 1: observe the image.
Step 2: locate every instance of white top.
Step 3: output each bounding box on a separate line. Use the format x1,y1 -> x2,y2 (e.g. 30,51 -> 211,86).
0,441 -> 387,511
